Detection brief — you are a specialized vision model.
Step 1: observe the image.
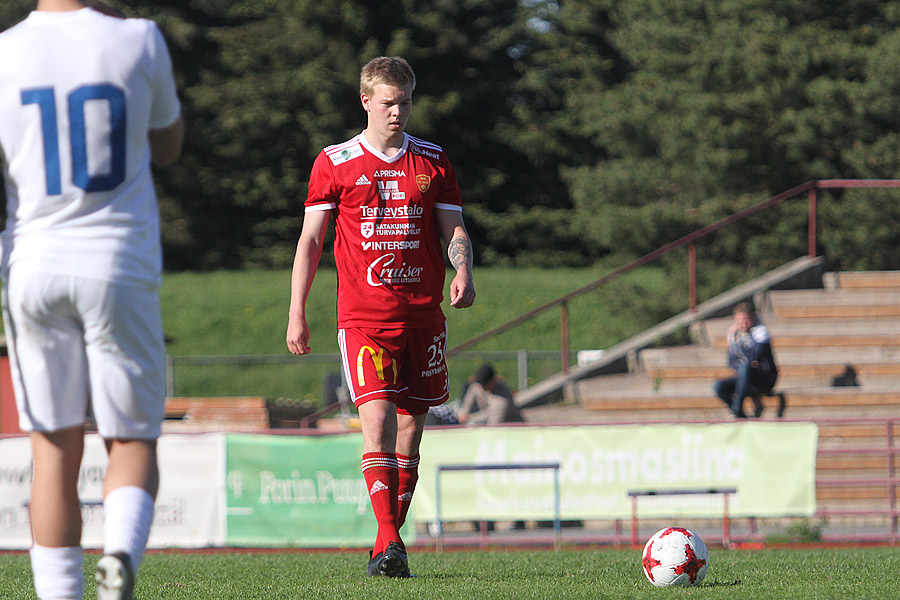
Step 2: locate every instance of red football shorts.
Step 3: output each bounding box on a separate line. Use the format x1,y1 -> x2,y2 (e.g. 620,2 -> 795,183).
337,324 -> 449,415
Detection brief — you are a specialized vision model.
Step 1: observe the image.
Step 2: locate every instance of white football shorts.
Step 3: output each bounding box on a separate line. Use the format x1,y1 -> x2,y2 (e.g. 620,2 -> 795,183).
2,266 -> 166,439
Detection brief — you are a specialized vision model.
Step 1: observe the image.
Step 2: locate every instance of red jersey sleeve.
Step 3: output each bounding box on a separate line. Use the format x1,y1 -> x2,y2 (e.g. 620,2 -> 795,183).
434,159 -> 462,210
305,150 -> 338,211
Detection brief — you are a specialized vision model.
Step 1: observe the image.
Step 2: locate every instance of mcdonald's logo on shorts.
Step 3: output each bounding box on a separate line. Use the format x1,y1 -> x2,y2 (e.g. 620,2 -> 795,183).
356,345 -> 398,387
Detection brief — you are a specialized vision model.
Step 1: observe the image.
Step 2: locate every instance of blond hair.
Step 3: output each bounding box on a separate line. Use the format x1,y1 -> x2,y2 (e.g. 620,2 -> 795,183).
360,57 -> 416,98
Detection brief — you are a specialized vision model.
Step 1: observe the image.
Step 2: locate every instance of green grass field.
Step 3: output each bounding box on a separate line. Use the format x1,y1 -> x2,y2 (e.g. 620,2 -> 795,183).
159,264 -> 686,401
1,546 -> 896,599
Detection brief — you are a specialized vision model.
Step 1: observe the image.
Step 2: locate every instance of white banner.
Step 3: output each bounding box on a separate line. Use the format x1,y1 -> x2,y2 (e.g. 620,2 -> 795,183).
0,433 -> 225,549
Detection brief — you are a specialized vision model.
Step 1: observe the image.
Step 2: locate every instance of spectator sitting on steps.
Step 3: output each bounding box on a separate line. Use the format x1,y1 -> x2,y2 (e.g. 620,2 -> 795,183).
458,364 -> 525,425
713,302 -> 779,419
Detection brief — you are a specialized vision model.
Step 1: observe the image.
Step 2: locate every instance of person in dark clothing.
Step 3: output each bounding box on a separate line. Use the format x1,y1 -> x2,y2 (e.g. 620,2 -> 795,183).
714,303 -> 778,419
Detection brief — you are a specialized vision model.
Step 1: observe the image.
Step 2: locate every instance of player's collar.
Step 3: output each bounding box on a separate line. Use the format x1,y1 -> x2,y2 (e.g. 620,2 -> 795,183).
359,131 -> 408,164
31,7 -> 92,17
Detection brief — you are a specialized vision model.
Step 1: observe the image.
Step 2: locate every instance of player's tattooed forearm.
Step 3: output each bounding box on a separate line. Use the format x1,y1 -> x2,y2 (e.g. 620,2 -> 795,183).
448,236 -> 472,270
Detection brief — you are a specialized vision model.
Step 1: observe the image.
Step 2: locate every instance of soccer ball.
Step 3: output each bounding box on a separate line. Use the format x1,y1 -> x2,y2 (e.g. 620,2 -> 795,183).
641,527 -> 709,587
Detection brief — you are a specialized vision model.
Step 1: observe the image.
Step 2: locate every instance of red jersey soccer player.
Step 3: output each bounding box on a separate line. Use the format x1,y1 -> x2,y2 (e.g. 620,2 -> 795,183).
286,57 -> 475,577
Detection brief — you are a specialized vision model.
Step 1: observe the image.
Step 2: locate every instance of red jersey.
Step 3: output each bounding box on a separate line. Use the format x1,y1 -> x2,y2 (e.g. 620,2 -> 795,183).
306,132 -> 462,328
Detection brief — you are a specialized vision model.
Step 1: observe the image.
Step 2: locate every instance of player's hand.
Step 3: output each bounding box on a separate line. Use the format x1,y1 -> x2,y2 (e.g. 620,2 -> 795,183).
449,270 -> 475,308
286,316 -> 311,355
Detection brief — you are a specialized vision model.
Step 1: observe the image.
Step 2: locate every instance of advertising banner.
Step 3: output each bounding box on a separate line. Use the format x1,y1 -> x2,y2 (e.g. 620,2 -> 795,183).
224,433 -> 413,547
1,423 -> 818,548
415,422 -> 818,522
0,433 -> 225,549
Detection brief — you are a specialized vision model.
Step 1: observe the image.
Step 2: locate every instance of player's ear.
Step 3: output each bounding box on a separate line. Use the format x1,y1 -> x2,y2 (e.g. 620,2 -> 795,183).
360,93 -> 370,112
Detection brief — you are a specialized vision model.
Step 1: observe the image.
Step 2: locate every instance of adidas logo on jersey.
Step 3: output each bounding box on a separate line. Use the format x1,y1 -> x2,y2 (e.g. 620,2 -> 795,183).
356,174 -> 372,186
369,479 -> 389,495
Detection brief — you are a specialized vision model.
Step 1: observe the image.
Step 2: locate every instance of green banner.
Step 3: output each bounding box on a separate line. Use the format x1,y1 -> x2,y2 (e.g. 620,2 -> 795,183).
415,422 -> 817,521
225,433 -> 414,547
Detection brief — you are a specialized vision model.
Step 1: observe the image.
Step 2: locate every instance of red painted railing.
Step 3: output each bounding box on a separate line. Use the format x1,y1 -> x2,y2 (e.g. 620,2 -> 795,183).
448,180 -> 900,373
814,417 -> 900,544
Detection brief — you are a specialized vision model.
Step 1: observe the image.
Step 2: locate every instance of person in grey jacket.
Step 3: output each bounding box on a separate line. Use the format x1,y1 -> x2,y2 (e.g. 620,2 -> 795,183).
458,364 -> 524,425
714,303 -> 778,418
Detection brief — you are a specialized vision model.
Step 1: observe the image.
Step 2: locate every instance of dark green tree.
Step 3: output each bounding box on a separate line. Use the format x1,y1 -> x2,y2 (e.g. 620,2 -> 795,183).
551,0 -> 900,275
144,0 -> 573,268
126,0 -> 578,269
3,1 -> 900,272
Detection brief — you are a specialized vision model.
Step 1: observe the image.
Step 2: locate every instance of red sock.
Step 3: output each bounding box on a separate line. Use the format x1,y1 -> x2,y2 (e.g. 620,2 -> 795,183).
362,452 -> 401,556
396,453 -> 419,529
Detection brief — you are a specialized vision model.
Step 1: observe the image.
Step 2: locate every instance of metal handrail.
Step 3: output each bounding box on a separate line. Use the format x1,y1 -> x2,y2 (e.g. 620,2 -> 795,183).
435,462 -> 562,551
448,179 -> 900,370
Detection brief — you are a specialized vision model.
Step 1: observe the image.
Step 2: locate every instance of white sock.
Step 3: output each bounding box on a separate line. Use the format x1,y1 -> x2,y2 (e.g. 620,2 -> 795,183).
29,544 -> 84,600
103,486 -> 155,572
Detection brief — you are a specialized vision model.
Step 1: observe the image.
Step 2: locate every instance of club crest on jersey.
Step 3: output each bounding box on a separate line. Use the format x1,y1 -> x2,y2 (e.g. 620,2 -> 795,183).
416,174 -> 432,192
360,222 -> 374,239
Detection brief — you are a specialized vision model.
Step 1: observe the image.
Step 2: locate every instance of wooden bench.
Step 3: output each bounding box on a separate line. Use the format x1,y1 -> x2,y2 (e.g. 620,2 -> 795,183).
164,396 -> 269,431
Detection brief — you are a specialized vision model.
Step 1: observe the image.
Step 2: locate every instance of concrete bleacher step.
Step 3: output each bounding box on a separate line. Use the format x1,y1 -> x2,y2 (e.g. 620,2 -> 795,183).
767,289 -> 900,319
578,372 -> 900,395
649,365 -> 900,384
815,416 -> 900,508
817,422 -> 899,448
577,372 -> 900,420
579,388 -> 900,410
638,345 -> 900,382
699,317 -> 900,349
640,344 -> 900,366
816,454 -> 888,478
826,270 -> 900,290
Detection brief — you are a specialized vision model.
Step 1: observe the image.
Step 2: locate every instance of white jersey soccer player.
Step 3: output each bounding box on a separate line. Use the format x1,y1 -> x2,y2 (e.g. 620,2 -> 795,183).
0,2 -> 183,599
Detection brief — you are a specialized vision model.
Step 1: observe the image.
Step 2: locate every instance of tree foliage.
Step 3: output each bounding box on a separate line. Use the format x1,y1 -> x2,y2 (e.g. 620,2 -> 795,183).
1,0 -> 898,272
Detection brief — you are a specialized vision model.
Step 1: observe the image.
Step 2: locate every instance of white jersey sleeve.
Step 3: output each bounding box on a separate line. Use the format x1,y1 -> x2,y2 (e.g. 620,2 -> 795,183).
146,22 -> 181,130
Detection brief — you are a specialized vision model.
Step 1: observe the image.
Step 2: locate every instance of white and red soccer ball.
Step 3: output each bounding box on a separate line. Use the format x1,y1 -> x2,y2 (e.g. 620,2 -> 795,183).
641,527 -> 709,587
